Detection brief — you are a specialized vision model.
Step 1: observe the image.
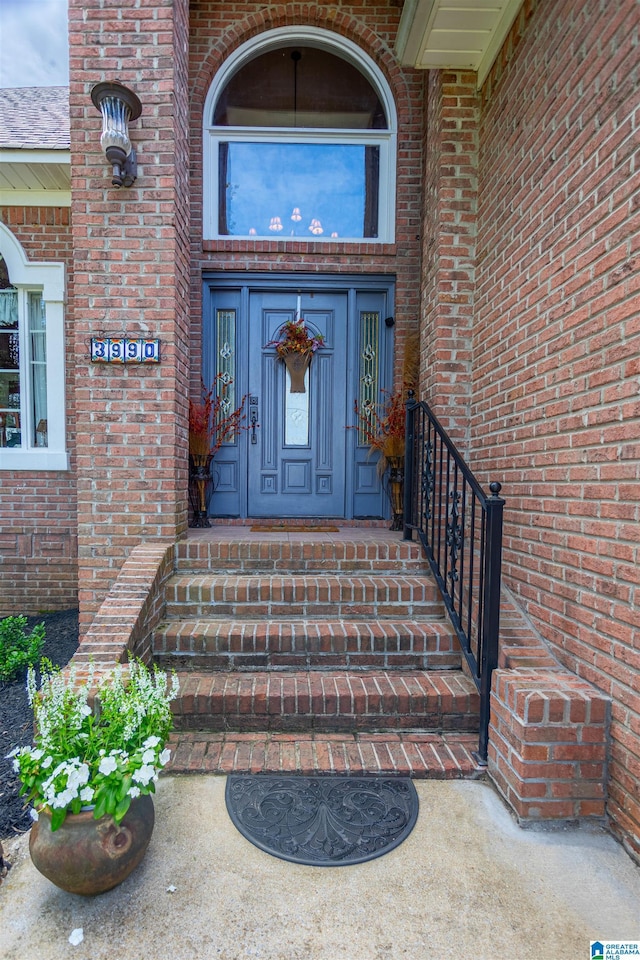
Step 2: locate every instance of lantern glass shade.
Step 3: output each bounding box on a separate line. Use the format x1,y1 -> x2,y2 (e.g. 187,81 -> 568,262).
91,82 -> 142,187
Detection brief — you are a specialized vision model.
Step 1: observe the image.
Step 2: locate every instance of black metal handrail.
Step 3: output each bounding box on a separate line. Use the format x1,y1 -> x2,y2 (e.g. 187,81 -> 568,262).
403,392 -> 504,763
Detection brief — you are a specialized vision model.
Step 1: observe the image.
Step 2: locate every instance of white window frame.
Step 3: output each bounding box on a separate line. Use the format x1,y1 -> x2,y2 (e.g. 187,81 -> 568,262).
0,222 -> 68,471
203,27 -> 397,244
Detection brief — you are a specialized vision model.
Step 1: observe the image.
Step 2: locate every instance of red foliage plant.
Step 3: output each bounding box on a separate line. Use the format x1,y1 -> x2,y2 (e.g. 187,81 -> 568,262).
355,387 -> 406,464
188,376 -> 247,462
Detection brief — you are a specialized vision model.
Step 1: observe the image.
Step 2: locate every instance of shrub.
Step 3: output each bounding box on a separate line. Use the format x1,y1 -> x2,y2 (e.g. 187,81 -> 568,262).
0,616 -> 45,682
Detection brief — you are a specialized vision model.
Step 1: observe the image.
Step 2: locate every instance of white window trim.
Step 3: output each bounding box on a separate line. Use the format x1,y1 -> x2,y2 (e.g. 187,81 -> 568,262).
203,27 -> 397,244
0,222 -> 68,471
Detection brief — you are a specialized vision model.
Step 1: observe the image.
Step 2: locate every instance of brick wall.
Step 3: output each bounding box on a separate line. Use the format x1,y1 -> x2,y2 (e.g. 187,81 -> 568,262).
420,70 -> 479,446
0,206 -> 77,615
188,1 -> 425,387
68,0 -> 192,632
459,0 -> 639,858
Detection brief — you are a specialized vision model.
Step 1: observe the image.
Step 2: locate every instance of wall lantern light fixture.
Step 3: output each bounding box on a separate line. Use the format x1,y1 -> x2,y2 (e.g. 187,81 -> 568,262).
90,81 -> 142,188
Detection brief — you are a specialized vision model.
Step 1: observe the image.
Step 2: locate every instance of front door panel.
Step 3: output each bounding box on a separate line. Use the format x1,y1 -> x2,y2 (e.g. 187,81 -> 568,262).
248,291 -> 347,517
203,274 -> 394,520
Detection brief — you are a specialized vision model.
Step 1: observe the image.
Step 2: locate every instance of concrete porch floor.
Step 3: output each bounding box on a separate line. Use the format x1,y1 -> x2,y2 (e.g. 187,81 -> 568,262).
186,520 -> 402,541
2,777 -> 639,960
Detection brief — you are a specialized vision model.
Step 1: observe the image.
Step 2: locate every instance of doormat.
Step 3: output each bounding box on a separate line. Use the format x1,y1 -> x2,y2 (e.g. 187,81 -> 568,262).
225,775 -> 419,867
250,524 -> 340,533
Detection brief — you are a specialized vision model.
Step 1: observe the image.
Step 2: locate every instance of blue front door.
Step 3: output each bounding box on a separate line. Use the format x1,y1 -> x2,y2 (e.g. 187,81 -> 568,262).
248,289 -> 347,517
203,274 -> 395,520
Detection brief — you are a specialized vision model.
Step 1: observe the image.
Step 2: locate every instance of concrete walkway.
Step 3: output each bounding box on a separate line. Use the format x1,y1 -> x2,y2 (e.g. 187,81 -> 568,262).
1,777 -> 639,960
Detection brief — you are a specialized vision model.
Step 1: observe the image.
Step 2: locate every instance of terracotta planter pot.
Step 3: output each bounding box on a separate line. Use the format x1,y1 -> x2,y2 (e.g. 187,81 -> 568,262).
29,794 -> 155,896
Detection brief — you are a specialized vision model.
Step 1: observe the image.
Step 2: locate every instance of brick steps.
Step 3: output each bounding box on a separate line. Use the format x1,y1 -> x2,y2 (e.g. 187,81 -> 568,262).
171,669 -> 480,733
166,730 -> 484,779
162,533 -> 481,775
165,574 -> 442,619
154,617 -> 461,671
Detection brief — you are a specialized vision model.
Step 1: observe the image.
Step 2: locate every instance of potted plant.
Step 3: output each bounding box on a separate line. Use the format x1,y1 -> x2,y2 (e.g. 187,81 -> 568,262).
8,658 -> 178,896
265,317 -> 324,393
189,375 -> 247,527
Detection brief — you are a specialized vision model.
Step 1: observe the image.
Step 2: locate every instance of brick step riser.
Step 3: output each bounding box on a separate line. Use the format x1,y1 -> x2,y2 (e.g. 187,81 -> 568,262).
165,600 -> 443,619
167,577 -> 441,603
174,714 -> 479,734
154,621 -> 461,671
175,544 -> 425,571
156,651 -> 462,671
171,671 -> 480,735
175,560 -> 430,575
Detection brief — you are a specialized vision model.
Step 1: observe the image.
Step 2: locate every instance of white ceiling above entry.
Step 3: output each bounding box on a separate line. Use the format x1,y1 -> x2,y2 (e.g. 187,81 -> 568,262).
396,0 -> 525,87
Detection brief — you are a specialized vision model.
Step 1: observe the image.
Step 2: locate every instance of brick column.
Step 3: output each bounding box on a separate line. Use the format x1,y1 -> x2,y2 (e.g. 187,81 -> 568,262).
420,70 -> 479,447
69,0 -> 191,632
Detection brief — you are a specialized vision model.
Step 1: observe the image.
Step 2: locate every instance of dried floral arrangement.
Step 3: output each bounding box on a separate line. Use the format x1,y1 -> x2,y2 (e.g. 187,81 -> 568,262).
188,375 -> 247,463
353,331 -> 419,472
265,317 -> 324,357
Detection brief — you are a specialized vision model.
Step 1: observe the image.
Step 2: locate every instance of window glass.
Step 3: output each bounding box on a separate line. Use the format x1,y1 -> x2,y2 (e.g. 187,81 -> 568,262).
220,142 -> 379,239
214,46 -> 387,129
29,293 -> 47,447
204,31 -> 396,243
0,238 -> 65,468
0,260 -> 20,449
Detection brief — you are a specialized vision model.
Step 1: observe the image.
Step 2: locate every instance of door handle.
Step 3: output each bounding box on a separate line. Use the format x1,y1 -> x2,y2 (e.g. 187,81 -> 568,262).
249,395 -> 259,444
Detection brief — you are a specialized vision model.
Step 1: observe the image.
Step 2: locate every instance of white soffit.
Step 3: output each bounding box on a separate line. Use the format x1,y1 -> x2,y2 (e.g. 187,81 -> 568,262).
0,150 -> 71,207
396,0 -> 525,87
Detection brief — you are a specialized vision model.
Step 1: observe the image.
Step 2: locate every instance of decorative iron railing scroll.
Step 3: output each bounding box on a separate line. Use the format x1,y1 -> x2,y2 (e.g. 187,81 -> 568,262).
403,393 -> 504,763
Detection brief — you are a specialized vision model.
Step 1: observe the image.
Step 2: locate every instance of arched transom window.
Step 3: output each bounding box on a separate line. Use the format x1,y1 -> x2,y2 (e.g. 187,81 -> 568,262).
203,28 -> 397,242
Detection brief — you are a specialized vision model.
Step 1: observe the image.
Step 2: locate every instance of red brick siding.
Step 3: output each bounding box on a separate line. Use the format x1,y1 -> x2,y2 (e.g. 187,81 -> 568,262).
420,71 -> 479,445
489,669 -> 611,821
68,0 -> 192,632
468,0 -> 640,857
0,206 -> 77,615
188,1 -> 425,388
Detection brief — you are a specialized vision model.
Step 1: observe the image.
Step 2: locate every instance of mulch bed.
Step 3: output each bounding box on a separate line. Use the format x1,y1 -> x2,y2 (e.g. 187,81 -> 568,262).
0,610 -> 79,840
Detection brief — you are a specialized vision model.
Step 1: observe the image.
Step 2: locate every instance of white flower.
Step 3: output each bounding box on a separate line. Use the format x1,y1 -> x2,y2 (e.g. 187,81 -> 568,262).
29,808 -> 39,822
143,735 -> 161,749
141,749 -> 156,766
98,755 -> 118,776
129,786 -> 141,799
80,704 -> 92,717
6,747 -> 19,759
159,748 -> 171,766
132,765 -> 155,786
41,755 -> 53,769
68,928 -> 84,946
80,787 -> 94,804
52,788 -> 75,809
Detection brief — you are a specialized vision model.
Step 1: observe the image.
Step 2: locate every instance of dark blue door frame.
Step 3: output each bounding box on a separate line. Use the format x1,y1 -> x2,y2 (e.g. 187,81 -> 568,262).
202,273 -> 395,520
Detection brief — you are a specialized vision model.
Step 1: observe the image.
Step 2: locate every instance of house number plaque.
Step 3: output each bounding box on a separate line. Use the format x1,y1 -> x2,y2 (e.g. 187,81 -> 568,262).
90,337 -> 161,363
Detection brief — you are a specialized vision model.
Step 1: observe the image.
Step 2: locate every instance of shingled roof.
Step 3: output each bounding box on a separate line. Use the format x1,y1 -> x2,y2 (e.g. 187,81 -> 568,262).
0,86 -> 70,150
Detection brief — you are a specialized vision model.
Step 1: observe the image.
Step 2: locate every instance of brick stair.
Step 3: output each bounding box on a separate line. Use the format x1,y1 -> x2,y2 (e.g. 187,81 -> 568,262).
157,532 -> 483,778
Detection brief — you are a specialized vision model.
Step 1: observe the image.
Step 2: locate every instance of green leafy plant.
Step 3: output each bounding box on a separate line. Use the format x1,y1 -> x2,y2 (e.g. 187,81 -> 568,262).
0,616 -> 45,682
8,659 -> 179,831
